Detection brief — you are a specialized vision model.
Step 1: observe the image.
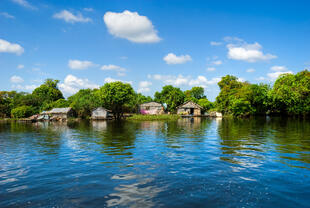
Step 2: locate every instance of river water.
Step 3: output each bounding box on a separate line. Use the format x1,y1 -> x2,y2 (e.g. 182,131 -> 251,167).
0,117 -> 309,207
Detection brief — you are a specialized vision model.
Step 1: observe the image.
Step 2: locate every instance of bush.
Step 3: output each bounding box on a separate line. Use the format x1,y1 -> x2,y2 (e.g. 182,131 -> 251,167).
11,105 -> 35,118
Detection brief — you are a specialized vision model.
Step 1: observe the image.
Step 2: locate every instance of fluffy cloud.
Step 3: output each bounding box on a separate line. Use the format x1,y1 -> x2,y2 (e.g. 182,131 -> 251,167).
0,12 -> 15,19
270,65 -> 287,71
17,64 -> 24,69
103,10 -> 160,43
227,42 -> 276,62
207,67 -> 216,71
212,60 -> 222,65
163,53 -> 192,64
11,0 -> 36,10
10,75 -> 24,83
12,84 -> 37,91
138,81 -> 152,93
210,41 -> 222,46
59,74 -> 99,95
148,74 -> 220,88
53,10 -> 92,23
104,77 -> 132,84
0,39 -> 24,55
101,64 -> 126,76
246,68 -> 255,73
267,71 -> 293,80
68,59 -> 95,70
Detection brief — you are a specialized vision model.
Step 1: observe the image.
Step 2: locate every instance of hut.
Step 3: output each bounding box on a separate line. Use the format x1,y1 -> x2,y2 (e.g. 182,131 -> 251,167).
177,101 -> 202,116
139,102 -> 164,115
48,107 -> 74,120
91,107 -> 111,120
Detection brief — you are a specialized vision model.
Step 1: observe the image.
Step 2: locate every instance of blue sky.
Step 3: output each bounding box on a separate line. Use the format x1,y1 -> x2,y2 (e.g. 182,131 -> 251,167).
1,0 -> 309,101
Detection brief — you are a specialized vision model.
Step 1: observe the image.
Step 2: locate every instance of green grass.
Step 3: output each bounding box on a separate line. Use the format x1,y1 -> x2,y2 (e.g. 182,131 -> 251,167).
127,114 -> 181,121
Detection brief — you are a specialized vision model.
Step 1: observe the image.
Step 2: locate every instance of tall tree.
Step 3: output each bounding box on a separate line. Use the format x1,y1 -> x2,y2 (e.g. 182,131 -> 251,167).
154,85 -> 185,112
97,82 -> 135,119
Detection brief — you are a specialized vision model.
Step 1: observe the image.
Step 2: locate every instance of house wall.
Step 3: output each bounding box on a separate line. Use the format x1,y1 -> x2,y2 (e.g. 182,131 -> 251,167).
92,109 -> 108,119
50,113 -> 68,119
140,106 -> 163,115
177,108 -> 201,115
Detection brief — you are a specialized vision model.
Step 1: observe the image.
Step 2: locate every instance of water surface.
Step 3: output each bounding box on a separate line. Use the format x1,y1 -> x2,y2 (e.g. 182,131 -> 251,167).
0,117 -> 310,207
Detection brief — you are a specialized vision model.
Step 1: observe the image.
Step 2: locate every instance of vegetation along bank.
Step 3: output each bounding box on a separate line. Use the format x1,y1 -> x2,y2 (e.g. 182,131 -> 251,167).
0,70 -> 309,120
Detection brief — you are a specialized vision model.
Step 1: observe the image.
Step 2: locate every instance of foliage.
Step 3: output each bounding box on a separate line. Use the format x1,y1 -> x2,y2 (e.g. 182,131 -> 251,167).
270,70 -> 310,115
198,98 -> 214,112
11,105 -> 35,118
97,82 -> 136,119
32,79 -> 64,110
154,85 -> 185,112
68,89 -> 101,118
127,114 -> 181,121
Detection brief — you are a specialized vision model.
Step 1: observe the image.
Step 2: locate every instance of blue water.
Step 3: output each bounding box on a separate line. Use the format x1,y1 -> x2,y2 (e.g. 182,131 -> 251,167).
0,117 -> 310,207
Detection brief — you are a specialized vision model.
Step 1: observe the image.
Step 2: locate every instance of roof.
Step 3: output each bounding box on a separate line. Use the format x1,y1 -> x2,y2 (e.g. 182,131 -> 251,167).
92,107 -> 112,112
49,107 -> 72,114
139,101 -> 163,107
177,101 -> 202,109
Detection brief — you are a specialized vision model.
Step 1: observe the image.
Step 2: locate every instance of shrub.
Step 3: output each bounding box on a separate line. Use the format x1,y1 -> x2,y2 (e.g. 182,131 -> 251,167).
11,105 -> 34,118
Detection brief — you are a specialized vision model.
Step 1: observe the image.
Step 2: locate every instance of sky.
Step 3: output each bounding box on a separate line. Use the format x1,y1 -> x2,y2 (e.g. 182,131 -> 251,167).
1,0 -> 310,101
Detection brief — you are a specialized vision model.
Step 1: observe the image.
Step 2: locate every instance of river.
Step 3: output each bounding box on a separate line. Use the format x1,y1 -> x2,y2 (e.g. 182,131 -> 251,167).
0,117 -> 309,207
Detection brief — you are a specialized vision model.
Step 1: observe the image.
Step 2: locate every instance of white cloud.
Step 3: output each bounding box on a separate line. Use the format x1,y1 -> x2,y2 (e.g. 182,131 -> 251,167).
138,81 -> 152,93
68,59 -> 95,70
11,0 -> 36,10
0,12 -> 15,19
163,53 -> 192,64
104,77 -> 132,84
189,76 -> 221,88
148,74 -> 220,88
12,84 -> 37,91
101,64 -> 127,76
53,10 -> 92,23
0,39 -> 24,55
270,65 -> 287,71
227,42 -> 276,62
10,75 -> 24,83
17,64 -> 24,69
212,60 -> 222,65
101,64 -> 125,71
246,68 -> 255,73
59,74 -> 99,95
103,10 -> 160,43
267,71 -> 293,80
256,76 -> 265,81
207,67 -> 216,71
210,41 -> 222,46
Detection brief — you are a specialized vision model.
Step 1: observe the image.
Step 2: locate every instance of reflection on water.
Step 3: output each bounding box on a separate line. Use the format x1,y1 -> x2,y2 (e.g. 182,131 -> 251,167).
0,118 -> 310,207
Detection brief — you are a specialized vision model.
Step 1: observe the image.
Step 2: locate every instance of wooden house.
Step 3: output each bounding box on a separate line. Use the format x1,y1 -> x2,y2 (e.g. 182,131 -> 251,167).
91,107 -> 111,120
139,102 -> 164,115
48,107 -> 74,119
177,101 -> 202,116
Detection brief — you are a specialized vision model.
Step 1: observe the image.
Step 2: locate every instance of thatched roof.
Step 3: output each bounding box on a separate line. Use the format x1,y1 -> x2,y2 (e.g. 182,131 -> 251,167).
48,107 -> 72,114
177,101 -> 202,109
140,101 -> 163,107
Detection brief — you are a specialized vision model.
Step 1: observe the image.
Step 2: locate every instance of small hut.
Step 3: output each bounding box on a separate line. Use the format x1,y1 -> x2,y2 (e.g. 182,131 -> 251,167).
48,107 -> 74,119
139,102 -> 164,115
91,107 -> 111,120
177,101 -> 202,116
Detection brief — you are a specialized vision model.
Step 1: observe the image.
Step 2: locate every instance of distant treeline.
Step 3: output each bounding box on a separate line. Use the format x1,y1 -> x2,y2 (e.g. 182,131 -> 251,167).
1,70 -> 309,119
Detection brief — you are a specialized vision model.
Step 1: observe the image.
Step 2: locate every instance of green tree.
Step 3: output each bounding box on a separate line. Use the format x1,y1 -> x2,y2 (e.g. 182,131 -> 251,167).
32,79 -> 64,110
154,85 -> 185,112
270,70 -> 310,115
198,98 -> 214,112
97,82 -> 135,119
68,89 -> 101,118
11,105 -> 35,118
